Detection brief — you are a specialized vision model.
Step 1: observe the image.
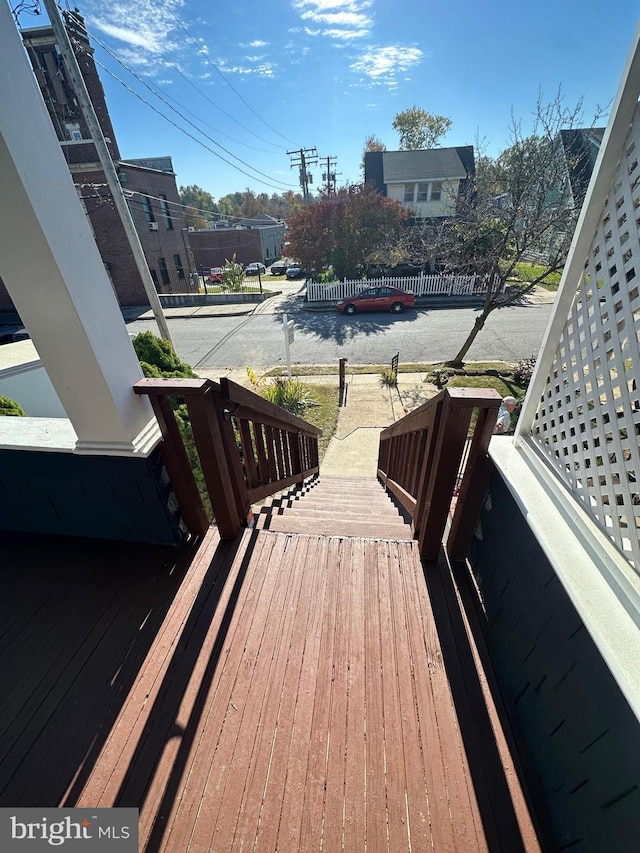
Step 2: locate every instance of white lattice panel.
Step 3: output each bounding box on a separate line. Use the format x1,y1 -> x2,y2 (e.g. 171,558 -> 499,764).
532,104 -> 640,570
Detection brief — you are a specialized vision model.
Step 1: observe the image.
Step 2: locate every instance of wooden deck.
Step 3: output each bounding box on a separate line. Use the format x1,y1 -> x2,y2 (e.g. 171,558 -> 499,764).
0,523 -> 538,852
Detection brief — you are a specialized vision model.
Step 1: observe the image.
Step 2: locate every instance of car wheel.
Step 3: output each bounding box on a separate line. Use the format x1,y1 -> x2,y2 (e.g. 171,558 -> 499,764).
345,304 -> 357,315
391,302 -> 404,313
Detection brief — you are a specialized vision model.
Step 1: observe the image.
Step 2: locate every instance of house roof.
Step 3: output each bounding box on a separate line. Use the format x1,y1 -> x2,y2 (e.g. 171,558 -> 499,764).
121,156 -> 175,174
381,147 -> 471,183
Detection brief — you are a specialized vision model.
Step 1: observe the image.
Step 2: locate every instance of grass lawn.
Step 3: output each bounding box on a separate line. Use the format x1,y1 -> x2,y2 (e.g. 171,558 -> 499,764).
506,261 -> 563,290
299,383 -> 340,460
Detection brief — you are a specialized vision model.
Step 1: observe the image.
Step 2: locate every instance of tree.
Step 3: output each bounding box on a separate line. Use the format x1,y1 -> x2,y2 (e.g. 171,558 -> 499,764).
286,185 -> 409,280
396,92 -> 598,366
392,107 -> 452,150
361,134 -> 386,174
179,184 -> 218,228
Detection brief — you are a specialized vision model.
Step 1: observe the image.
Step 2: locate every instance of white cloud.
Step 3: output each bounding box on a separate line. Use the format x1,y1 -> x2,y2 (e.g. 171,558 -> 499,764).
249,40 -> 268,47
321,27 -> 369,40
293,0 -> 373,39
84,0 -> 185,66
351,46 -> 424,85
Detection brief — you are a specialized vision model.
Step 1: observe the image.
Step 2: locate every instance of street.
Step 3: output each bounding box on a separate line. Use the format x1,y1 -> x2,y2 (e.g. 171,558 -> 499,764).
126,290 -> 554,370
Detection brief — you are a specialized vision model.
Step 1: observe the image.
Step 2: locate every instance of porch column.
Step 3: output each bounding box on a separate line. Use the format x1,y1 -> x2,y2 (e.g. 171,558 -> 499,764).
0,3 -> 159,456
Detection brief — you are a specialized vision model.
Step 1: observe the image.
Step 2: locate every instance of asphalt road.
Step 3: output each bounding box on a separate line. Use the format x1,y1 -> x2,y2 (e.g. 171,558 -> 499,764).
126,292 -> 554,370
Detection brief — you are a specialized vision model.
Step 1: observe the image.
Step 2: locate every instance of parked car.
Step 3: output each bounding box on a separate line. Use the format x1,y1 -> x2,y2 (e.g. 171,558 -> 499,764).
223,262 -> 243,275
337,286 -> 415,315
286,265 -> 305,280
270,260 -> 288,275
245,262 -> 266,276
208,267 -> 224,282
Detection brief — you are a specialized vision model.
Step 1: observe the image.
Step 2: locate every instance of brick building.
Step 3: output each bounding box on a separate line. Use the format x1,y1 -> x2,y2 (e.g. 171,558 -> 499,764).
189,218 -> 286,274
0,11 -> 193,316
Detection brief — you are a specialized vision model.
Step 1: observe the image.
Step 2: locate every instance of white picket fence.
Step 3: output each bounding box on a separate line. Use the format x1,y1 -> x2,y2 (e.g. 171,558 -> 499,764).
306,273 -> 501,302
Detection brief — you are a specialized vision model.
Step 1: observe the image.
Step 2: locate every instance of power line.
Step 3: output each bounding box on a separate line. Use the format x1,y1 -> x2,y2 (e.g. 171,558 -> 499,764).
175,18 -> 298,147
71,23 -> 298,191
84,21 -> 285,155
92,58 -> 299,193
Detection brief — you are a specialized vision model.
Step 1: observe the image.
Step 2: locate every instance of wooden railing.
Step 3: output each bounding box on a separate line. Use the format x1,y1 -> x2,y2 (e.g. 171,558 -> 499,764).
134,377 -> 321,539
377,387 -> 501,561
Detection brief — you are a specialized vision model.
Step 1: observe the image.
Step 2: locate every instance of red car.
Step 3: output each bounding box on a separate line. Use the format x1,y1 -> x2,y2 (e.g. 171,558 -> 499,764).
208,267 -> 224,283
337,286 -> 415,315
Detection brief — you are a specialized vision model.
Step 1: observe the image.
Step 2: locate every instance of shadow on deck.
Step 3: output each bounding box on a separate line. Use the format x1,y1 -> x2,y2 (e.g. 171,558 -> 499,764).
0,525 -> 540,852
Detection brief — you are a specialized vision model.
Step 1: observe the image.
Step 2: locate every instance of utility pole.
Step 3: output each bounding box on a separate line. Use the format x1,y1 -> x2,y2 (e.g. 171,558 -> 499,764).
287,148 -> 318,199
320,155 -> 339,195
40,0 -> 173,345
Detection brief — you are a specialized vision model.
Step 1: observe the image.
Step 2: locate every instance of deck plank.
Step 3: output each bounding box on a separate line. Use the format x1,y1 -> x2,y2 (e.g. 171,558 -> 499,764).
364,539 -> 390,853
1,518 -> 535,852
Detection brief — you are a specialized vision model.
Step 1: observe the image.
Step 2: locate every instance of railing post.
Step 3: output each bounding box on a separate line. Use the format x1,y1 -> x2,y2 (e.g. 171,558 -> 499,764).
339,357 -> 348,406
214,389 -> 252,526
416,394 -> 472,561
447,400 -> 500,561
145,393 -> 209,536
185,387 -> 242,539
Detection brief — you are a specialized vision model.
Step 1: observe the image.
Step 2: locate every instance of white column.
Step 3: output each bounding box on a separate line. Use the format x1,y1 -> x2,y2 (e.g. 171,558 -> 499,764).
0,2 -> 159,456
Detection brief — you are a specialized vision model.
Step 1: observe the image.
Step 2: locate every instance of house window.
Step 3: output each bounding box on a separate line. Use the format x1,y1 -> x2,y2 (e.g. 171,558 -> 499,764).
141,195 -> 155,223
173,253 -> 185,280
417,183 -> 429,202
160,194 -> 174,230
430,181 -> 442,202
149,268 -> 159,290
158,257 -> 170,286
403,184 -> 415,203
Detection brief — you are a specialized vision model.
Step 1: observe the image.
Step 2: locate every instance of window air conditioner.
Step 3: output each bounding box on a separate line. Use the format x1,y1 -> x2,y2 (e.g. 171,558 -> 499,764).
148,222 -> 159,230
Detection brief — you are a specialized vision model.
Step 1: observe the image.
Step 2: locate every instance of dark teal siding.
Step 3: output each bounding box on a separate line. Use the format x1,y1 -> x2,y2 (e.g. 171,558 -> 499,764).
0,447 -> 185,544
470,471 -> 640,852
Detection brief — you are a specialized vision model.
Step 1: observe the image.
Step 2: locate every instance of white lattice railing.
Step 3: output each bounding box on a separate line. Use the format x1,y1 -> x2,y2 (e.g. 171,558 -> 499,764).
529,103 -> 640,571
306,273 -> 500,302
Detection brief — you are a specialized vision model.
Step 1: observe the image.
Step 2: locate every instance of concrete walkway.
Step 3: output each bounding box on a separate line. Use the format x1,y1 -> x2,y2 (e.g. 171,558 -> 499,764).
320,372 -> 436,477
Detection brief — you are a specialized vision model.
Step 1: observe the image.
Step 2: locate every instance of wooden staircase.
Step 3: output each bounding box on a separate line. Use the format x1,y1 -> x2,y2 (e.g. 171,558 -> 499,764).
255,475 -> 414,539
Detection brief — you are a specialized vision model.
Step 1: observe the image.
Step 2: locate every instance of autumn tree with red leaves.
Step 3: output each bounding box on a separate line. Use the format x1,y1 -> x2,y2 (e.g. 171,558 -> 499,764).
286,185 -> 409,280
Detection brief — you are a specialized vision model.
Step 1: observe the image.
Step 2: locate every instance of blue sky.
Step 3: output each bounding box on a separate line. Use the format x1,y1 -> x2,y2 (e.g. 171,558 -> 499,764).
18,1 -> 640,201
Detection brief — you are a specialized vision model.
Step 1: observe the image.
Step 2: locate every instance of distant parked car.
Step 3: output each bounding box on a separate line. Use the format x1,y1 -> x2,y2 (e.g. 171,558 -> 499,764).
270,260 -> 289,275
286,265 -> 305,280
223,262 -> 243,275
337,286 -> 415,316
208,267 -> 224,282
245,262 -> 266,276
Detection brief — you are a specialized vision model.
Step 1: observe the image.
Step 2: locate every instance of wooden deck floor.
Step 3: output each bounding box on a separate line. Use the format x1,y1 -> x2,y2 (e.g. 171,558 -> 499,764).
0,526 -> 537,852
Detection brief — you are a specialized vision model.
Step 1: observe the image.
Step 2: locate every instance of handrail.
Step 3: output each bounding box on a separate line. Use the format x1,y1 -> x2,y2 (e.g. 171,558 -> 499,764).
377,387 -> 501,561
134,377 -> 321,539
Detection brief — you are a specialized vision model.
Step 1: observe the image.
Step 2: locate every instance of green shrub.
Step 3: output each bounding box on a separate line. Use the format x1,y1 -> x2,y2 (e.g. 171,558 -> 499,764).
132,331 -> 196,378
131,333 -> 212,517
261,377 -> 316,416
0,395 -> 25,416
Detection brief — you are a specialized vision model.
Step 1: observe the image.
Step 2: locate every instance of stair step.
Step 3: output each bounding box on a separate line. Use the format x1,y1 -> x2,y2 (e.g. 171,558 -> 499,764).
264,515 -> 414,540
274,501 -> 404,523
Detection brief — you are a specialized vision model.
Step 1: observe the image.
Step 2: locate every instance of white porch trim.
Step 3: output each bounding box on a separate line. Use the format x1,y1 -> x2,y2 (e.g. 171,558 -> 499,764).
490,437 -> 640,724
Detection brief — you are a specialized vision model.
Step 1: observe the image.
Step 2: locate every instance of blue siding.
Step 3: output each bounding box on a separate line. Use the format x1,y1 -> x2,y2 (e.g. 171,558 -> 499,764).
0,447 -> 185,544
470,471 -> 640,851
